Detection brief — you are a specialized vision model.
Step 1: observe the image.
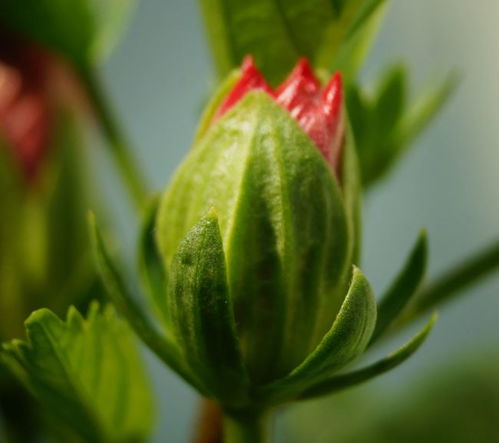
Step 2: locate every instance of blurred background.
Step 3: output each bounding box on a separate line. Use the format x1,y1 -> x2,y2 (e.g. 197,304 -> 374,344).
97,0 -> 499,441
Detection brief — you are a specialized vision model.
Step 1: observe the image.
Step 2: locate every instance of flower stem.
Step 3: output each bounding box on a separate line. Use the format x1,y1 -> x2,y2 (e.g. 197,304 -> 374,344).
223,409 -> 270,443
77,63 -> 149,211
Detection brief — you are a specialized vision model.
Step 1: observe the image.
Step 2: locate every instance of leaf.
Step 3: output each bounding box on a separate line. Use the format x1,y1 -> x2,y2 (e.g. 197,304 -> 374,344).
397,72 -> 459,145
0,141 -> 24,340
0,0 -> 136,65
369,231 -> 427,344
345,0 -> 388,41
259,267 -> 376,405
374,64 -> 407,138
198,0 -> 386,85
399,239 -> 499,326
42,111 -> 99,312
168,211 -> 249,407
349,66 -> 457,188
1,303 -> 154,443
138,196 -> 169,327
298,313 -> 437,400
89,214 -> 205,393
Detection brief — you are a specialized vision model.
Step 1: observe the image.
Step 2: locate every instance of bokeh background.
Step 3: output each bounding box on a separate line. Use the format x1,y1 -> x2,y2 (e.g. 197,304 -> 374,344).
96,0 -> 499,441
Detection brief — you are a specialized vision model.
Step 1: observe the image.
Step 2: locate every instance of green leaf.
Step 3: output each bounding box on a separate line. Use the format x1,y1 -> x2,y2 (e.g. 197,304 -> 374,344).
259,267 -> 376,405
370,231 -> 427,344
168,211 -> 249,407
398,239 -> 499,327
0,0 -> 135,65
374,64 -> 407,138
349,66 -> 457,188
89,214 -> 205,393
157,91 -> 353,382
198,0 -> 386,85
298,313 -> 437,400
0,141 -> 24,340
138,196 -> 169,328
0,111 -> 98,340
42,111 -> 99,312
1,303 -> 154,443
345,0 -> 388,41
397,72 -> 459,145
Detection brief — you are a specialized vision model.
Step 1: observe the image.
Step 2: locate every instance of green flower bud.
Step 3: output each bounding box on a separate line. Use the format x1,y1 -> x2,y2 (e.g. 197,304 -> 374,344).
93,59 -> 436,413
157,58 -> 361,384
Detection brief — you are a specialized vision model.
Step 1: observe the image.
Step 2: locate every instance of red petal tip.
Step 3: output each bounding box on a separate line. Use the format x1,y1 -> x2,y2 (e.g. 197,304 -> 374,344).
241,55 -> 256,71
214,56 -> 272,120
322,72 -> 343,113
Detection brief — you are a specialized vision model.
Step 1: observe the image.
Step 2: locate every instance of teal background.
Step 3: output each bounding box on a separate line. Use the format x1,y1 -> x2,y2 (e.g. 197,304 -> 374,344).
98,0 -> 499,441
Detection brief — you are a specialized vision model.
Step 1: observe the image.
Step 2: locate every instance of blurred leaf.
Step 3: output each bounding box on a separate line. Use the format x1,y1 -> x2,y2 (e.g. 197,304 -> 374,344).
0,141 -> 24,340
290,354 -> 499,443
198,0 -> 387,85
345,0 -> 388,41
168,211 -> 249,407
351,355 -> 499,443
370,231 -> 427,344
1,303 -> 154,443
89,215 -> 204,393
349,65 -> 456,188
0,111 -> 99,340
299,313 -> 437,400
397,71 -> 459,144
138,196 -> 169,327
0,0 -> 135,65
374,64 -> 407,137
260,268 -> 376,404
398,238 -> 499,326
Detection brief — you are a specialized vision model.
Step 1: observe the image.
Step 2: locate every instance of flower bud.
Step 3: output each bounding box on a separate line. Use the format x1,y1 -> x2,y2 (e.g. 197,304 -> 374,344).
157,57 -> 361,385
0,31 -> 53,182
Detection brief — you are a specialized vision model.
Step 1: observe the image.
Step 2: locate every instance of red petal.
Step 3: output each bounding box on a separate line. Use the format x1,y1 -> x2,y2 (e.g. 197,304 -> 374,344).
214,55 -> 273,120
321,72 -> 344,170
0,34 -> 52,183
275,58 -> 321,121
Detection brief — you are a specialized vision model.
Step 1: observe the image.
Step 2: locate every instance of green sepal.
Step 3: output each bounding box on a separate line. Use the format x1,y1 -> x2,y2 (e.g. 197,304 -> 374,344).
0,0 -> 135,66
168,211 -> 249,407
137,196 -> 169,328
1,303 -> 154,443
341,121 -> 362,263
258,267 -> 376,405
157,91 -> 352,382
89,214 -> 205,394
369,231 -> 428,344
298,313 -> 437,400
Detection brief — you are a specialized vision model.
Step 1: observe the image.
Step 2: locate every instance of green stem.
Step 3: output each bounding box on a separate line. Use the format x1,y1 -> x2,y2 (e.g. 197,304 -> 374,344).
77,63 -> 149,211
223,409 -> 270,443
406,239 -> 499,321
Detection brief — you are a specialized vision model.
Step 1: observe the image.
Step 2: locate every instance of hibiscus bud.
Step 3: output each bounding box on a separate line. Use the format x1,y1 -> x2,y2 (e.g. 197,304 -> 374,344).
0,31 -> 53,183
156,57 -> 361,385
